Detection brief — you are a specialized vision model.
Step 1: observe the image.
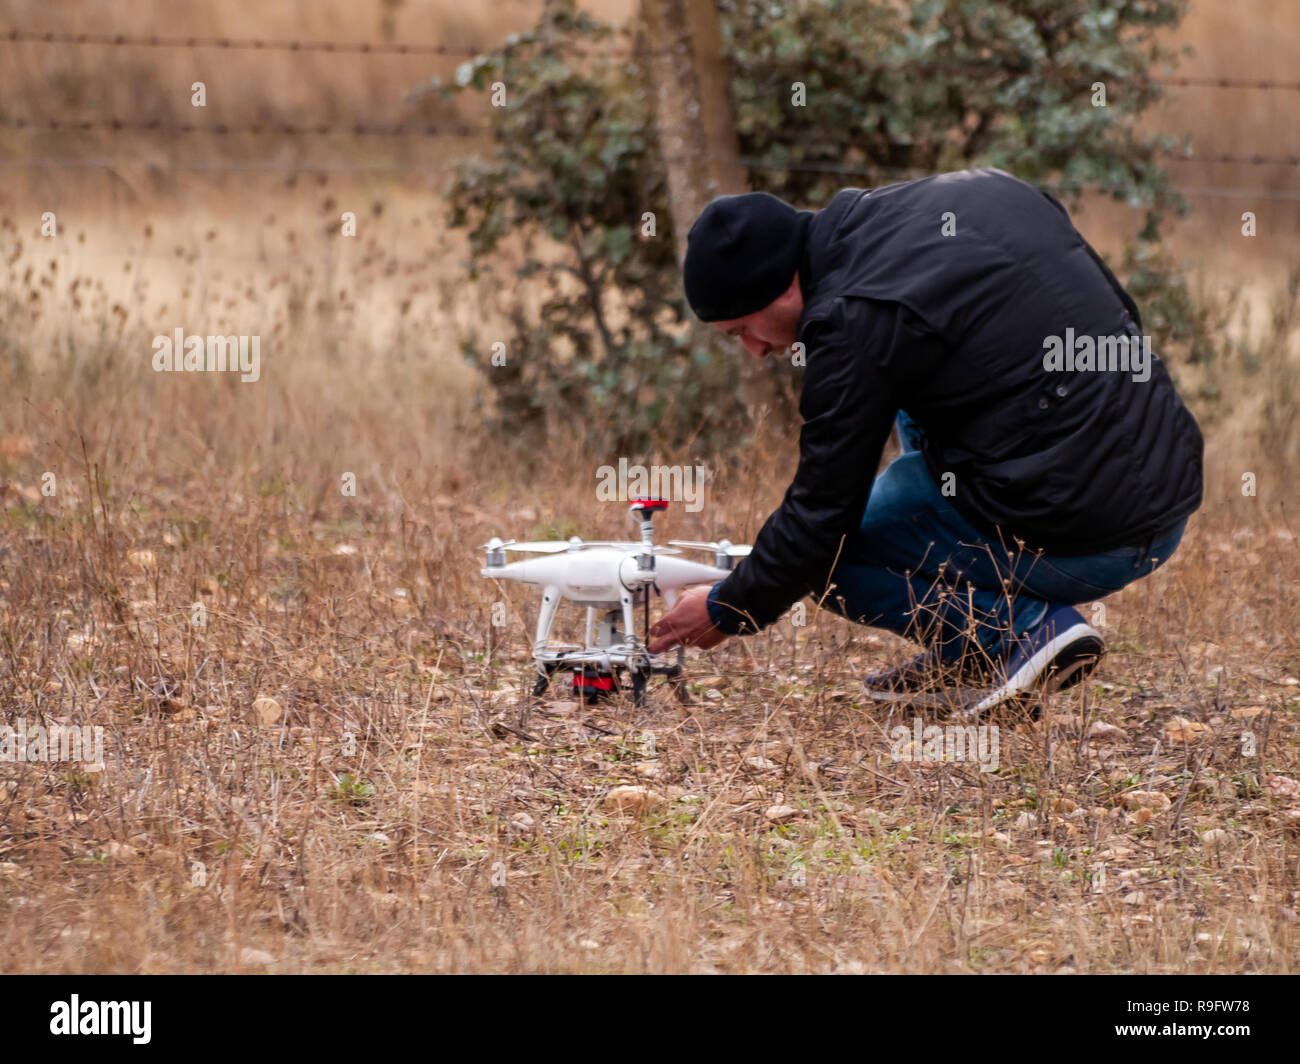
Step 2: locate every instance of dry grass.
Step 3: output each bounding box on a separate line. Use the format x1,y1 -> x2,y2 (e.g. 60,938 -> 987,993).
1,426 -> 1299,973
1,0 -> 1299,977
1,200 -> 1299,973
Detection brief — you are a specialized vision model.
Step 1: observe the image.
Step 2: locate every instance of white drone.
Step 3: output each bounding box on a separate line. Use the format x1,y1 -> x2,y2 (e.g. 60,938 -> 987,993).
479,498 -> 751,704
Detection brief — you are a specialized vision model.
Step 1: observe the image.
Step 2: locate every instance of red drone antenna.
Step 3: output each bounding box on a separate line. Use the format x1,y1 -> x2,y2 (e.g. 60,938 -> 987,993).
628,498 -> 667,570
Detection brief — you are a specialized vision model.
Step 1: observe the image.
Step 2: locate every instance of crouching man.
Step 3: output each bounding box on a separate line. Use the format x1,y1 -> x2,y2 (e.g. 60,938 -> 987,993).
647,169 -> 1202,715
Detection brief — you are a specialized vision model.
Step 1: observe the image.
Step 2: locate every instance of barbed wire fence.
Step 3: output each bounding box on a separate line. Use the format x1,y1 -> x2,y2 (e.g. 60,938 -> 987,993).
6,28 -> 1300,91
2,23 -> 1297,275
1,116 -> 1298,171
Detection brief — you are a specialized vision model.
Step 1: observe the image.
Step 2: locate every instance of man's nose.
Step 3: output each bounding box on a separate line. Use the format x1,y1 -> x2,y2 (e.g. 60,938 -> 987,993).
742,335 -> 766,358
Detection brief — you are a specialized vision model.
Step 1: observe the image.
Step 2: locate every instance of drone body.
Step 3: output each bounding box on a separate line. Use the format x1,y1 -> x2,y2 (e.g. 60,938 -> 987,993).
479,499 -> 751,703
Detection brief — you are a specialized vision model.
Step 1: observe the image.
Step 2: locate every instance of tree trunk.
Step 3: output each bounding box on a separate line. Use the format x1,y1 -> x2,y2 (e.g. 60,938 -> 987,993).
640,0 -> 758,429
640,0 -> 745,266
639,2 -> 790,431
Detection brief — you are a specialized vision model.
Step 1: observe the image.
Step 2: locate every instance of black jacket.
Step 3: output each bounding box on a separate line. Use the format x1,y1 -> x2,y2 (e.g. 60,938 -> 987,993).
709,168 -> 1203,636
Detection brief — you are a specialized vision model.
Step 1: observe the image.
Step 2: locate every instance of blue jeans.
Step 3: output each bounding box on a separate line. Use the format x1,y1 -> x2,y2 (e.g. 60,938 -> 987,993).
824,411 -> 1186,662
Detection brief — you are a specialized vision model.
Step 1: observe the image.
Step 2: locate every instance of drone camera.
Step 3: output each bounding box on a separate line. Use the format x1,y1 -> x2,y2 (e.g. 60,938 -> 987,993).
573,665 -> 618,702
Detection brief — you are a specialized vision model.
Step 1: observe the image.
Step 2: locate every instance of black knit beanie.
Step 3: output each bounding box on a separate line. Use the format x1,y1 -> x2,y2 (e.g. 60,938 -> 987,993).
683,192 -> 813,322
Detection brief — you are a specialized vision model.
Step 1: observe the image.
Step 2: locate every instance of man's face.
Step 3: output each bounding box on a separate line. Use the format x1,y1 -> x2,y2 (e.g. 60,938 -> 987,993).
710,275 -> 803,358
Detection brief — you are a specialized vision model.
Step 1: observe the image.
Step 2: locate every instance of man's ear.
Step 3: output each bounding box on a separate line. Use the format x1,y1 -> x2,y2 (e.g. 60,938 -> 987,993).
780,272 -> 803,311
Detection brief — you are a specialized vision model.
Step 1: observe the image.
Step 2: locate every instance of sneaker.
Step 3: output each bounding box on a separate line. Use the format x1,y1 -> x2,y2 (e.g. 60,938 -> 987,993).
863,644 -> 1003,702
962,604 -> 1105,719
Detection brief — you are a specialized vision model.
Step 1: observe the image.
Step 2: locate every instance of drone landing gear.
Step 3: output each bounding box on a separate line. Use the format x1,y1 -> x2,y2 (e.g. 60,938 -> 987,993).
531,598 -> 693,708
532,662 -> 561,698
533,661 -> 689,707
630,666 -> 650,706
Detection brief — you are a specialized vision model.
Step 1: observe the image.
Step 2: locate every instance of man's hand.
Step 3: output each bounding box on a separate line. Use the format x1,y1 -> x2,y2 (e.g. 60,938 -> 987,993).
648,585 -> 729,654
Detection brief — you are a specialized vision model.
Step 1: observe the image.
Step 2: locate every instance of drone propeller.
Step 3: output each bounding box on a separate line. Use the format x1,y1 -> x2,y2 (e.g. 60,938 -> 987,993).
503,540 -> 576,553
581,541 -> 682,554
483,538 -> 683,555
479,536 -> 591,554
668,539 -> 752,558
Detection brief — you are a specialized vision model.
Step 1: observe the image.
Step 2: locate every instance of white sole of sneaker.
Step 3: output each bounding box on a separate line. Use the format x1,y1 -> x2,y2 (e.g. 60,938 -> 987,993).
865,689 -> 909,702
962,622 -> 1105,719
865,686 -> 988,708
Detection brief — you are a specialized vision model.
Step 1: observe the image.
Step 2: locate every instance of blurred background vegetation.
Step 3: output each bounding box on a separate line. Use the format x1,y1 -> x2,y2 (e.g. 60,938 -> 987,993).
1,0 -> 1297,479
430,0 -> 1216,452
